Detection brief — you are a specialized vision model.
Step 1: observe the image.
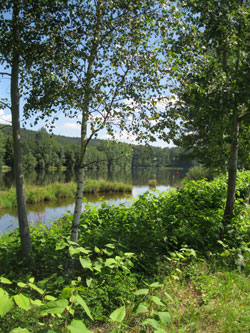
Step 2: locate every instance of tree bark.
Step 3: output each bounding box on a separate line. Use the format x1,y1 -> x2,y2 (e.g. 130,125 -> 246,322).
223,108 -> 240,225
70,113 -> 88,243
11,2 -> 32,256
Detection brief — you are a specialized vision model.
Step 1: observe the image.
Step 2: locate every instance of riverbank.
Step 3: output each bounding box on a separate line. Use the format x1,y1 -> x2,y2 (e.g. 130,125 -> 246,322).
0,179 -> 132,208
0,174 -> 249,332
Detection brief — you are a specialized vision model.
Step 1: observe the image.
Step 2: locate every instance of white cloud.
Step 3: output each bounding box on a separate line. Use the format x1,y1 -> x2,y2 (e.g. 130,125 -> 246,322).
101,130 -> 138,145
63,122 -> 81,130
0,109 -> 12,124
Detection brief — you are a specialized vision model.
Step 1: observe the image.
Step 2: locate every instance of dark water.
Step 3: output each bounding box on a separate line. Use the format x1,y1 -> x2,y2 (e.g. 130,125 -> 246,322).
0,168 -> 186,234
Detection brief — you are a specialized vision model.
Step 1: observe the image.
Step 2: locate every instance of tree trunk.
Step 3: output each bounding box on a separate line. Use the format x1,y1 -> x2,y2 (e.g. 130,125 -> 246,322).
70,114 -> 88,243
223,109 -> 240,225
11,2 -> 32,256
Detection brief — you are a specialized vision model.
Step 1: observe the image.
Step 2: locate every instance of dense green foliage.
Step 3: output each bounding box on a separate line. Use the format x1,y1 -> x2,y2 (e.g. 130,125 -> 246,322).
0,127 -> 191,171
0,172 -> 249,331
162,0 -> 250,172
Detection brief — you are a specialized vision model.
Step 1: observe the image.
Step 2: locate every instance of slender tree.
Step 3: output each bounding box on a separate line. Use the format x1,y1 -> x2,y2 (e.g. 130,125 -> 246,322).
24,0 -> 170,261
157,0 -> 250,226
0,0 -> 71,257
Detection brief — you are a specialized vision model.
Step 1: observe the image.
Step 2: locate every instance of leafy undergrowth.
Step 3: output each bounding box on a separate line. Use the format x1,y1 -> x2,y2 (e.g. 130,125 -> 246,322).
0,171 -> 249,332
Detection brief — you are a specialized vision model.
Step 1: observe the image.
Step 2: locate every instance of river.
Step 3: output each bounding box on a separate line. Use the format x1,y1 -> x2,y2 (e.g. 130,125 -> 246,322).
0,168 -> 186,234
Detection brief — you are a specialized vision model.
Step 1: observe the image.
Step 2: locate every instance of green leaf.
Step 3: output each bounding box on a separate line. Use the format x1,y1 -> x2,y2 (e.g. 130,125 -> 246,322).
17,282 -> 27,288
61,287 -> 72,299
134,288 -> 149,296
80,257 -> 92,270
105,258 -> 116,267
44,295 -> 57,301
68,319 -> 91,333
157,311 -> 171,325
86,278 -> 93,287
109,305 -> 126,323
69,246 -> 81,257
10,328 -> 30,333
31,299 -> 43,307
0,277 -> 12,284
0,294 -> 14,317
14,294 -> 31,311
151,296 -> 165,306
75,295 -> 93,320
150,282 -> 162,288
40,299 -> 68,315
135,303 -> 148,314
93,261 -> 102,272
56,241 -> 67,250
142,318 -> 160,329
28,283 -> 44,295
94,246 -> 100,253
105,243 -> 115,249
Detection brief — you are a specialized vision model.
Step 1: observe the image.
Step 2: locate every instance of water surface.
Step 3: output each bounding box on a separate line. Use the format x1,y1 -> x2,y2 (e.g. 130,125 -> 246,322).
0,168 -> 186,234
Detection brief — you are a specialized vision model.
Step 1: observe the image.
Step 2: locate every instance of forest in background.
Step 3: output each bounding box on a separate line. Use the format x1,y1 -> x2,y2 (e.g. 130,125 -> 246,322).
0,125 -> 192,172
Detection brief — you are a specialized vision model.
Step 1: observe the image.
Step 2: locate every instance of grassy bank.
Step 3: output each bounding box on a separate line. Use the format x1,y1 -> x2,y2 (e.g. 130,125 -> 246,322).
0,172 -> 249,332
0,179 -> 132,208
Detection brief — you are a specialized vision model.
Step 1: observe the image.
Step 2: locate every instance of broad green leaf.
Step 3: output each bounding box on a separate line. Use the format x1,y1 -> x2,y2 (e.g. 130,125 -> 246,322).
86,278 -> 93,287
75,295 -> 93,320
28,283 -> 44,295
150,282 -> 162,288
80,257 -> 92,270
93,261 -> 102,272
56,241 -> 67,250
135,303 -> 148,314
134,288 -> 149,296
105,258 -> 116,267
68,319 -> 91,333
28,277 -> 35,283
124,252 -> 134,258
94,246 -> 100,253
45,295 -> 57,301
79,247 -> 91,254
105,243 -> 115,249
31,299 -> 43,307
157,311 -> 171,325
40,299 -> 68,315
110,305 -> 126,323
142,318 -> 160,329
0,277 -> 12,284
69,246 -> 81,257
17,282 -> 27,288
151,296 -> 165,306
10,328 -> 30,333
0,294 -> 14,317
14,294 -> 31,311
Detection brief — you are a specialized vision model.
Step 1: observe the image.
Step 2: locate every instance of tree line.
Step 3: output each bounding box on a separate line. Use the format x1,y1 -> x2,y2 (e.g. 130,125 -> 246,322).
0,126 -> 190,172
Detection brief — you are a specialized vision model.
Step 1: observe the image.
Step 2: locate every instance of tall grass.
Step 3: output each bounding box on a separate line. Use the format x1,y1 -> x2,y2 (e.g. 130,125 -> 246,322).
0,179 -> 132,208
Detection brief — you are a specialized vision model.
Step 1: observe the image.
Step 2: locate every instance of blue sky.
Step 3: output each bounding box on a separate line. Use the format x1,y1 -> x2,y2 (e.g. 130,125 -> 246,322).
0,71 -> 173,148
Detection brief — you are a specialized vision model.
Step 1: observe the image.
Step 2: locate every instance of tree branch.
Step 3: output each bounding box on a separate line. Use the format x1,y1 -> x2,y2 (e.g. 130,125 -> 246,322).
0,100 -> 11,110
0,72 -> 11,76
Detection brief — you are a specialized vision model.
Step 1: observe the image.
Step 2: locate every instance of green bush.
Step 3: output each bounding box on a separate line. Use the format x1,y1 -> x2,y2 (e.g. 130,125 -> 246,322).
185,165 -> 214,181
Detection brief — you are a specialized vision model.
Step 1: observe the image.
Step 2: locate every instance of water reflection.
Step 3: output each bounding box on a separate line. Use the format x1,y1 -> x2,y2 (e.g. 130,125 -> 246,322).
0,168 -> 186,234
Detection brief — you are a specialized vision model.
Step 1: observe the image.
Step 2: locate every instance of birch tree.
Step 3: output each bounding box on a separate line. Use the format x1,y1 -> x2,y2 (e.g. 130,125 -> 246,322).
160,0 -> 250,225
0,0 -> 70,258
24,0 -> 171,260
